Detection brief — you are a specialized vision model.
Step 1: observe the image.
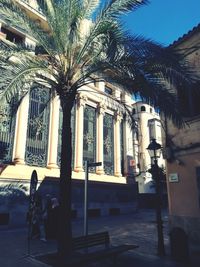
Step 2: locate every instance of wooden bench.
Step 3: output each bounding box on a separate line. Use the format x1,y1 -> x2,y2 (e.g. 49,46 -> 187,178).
66,231 -> 139,266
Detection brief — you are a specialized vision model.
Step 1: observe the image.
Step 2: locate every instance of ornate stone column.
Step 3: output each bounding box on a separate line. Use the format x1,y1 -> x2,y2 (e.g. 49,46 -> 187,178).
74,93 -> 87,172
96,103 -> 106,175
114,111 -> 122,176
47,96 -> 60,169
13,93 -> 29,164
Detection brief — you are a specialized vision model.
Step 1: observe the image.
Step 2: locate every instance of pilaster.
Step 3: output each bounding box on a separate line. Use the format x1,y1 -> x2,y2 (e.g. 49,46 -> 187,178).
114,111 -> 122,176
96,102 -> 106,175
47,96 -> 60,169
74,93 -> 87,172
13,93 -> 29,164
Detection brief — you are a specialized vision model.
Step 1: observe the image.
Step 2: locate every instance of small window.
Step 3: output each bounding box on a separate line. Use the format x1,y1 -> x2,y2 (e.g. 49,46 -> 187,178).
105,86 -> 113,95
1,27 -> 24,44
89,77 -> 98,88
150,108 -> 152,113
132,108 -> 136,115
141,106 -> 146,112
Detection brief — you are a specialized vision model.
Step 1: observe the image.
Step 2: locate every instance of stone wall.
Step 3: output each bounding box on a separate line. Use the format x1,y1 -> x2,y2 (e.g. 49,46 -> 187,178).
169,215 -> 200,251
0,177 -> 138,227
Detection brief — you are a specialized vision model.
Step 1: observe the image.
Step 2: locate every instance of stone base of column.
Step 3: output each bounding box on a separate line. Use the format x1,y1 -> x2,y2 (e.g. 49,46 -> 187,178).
47,163 -> 59,169
14,158 -> 25,165
114,172 -> 122,177
96,168 -> 104,175
74,167 -> 84,172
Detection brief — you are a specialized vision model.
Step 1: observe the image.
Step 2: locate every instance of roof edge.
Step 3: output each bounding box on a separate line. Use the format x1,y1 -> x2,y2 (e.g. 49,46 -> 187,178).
168,23 -> 200,47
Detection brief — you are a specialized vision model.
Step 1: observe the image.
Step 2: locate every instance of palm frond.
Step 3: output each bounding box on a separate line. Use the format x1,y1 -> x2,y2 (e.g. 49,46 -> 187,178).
82,0 -> 100,19
0,44 -> 51,103
97,0 -> 148,19
0,0 -> 57,56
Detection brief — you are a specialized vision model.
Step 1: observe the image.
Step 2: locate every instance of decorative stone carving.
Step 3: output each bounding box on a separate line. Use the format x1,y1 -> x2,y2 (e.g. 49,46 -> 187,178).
114,111 -> 123,122
97,102 -> 107,115
77,93 -> 88,107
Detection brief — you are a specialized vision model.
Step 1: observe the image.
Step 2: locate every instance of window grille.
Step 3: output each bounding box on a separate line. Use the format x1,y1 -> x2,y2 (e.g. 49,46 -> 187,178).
103,113 -> 114,175
120,120 -> 124,176
25,86 -> 50,166
0,99 -> 16,163
83,105 -> 96,172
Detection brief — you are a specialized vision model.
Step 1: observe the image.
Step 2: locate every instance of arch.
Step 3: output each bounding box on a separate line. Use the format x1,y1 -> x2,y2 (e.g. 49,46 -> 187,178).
25,86 -> 50,167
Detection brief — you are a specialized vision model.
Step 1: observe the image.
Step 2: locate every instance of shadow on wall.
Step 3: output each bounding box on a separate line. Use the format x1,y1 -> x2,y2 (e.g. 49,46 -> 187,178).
170,227 -> 189,262
138,193 -> 168,209
0,182 -> 28,227
0,175 -> 139,227
37,176 -> 139,218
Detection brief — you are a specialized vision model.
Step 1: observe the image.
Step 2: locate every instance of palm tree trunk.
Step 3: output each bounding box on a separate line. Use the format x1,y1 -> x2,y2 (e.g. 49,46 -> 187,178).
57,99 -> 73,259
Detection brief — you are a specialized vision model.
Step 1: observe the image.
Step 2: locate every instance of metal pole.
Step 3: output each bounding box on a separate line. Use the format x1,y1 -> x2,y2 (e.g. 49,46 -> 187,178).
154,158 -> 165,256
84,161 -> 89,236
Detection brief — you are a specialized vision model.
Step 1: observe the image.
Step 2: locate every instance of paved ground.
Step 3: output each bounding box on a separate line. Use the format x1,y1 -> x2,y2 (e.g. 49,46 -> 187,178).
0,209 -> 199,267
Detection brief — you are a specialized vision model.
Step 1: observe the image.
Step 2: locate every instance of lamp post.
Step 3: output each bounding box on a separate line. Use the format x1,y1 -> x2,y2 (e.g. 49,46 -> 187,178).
147,138 -> 165,256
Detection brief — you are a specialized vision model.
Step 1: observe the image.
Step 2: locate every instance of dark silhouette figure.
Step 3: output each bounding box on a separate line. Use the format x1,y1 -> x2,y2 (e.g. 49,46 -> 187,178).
47,197 -> 60,240
170,227 -> 189,262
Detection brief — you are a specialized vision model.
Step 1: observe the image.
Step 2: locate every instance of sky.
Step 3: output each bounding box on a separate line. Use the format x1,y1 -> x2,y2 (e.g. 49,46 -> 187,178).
123,0 -> 200,46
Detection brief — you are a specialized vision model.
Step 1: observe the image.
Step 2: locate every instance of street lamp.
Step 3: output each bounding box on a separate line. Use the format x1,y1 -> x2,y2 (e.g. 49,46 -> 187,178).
147,138 -> 165,256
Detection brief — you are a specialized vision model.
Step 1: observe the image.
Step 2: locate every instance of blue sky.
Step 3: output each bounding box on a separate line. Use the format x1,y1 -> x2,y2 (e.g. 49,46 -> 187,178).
123,0 -> 200,46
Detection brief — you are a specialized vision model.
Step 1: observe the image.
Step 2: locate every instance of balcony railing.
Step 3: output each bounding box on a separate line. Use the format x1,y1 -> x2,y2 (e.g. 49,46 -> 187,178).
18,0 -> 45,16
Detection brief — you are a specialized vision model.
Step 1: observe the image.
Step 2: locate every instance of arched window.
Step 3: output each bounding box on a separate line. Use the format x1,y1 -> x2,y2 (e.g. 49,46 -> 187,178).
141,106 -> 146,112
25,86 -> 50,166
103,113 -> 114,175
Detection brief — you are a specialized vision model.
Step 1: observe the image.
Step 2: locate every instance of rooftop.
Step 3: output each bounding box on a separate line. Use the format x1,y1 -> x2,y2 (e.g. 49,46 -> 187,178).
169,23 -> 200,47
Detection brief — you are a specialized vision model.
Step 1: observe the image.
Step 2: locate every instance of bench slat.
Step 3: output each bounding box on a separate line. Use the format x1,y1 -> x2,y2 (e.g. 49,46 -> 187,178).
67,244 -> 139,265
65,231 -> 139,266
73,231 -> 110,250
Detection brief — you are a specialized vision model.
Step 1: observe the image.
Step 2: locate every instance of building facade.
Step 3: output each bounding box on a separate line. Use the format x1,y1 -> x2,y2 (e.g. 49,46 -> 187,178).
164,24 -> 200,251
132,101 -> 165,194
0,0 -> 165,226
0,1 -> 139,226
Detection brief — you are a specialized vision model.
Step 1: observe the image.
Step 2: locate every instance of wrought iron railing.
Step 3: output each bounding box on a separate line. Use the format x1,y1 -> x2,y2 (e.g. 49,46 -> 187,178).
83,105 -> 96,173
0,101 -> 17,163
103,113 -> 114,175
25,86 -> 50,167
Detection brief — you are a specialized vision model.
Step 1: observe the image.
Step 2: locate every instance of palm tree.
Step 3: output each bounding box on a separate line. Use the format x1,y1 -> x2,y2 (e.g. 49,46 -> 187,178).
0,0 -> 194,259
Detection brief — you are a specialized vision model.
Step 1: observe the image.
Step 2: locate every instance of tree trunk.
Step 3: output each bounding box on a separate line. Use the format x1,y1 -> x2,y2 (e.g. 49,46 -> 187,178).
57,98 -> 73,260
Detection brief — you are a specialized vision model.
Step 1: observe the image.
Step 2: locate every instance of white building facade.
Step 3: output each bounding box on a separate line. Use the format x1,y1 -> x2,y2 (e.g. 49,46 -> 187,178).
132,102 -> 165,194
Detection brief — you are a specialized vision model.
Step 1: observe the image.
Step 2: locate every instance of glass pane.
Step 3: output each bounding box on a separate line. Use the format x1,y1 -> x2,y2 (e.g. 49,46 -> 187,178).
83,105 -> 96,172
103,113 -> 114,175
25,86 -> 50,167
